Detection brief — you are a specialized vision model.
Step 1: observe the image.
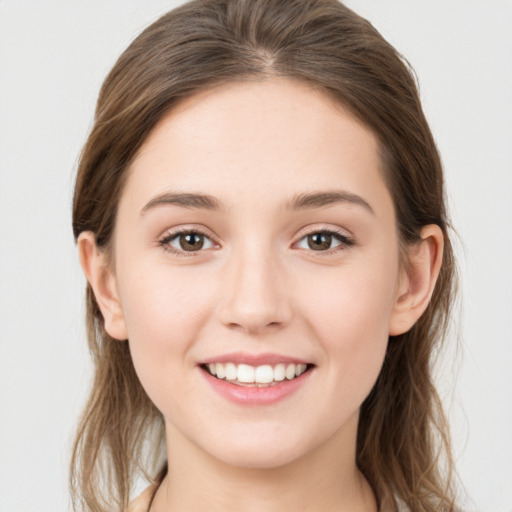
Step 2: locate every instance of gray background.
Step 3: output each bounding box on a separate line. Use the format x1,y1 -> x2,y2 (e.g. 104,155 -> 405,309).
1,1 -> 511,510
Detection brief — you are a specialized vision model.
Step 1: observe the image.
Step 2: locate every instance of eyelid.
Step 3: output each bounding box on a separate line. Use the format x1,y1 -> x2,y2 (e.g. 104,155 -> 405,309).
293,226 -> 355,254
157,225 -> 220,257
156,224 -> 354,257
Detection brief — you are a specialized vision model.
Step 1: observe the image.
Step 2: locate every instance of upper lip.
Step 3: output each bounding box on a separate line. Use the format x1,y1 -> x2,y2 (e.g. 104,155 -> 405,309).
199,352 -> 312,367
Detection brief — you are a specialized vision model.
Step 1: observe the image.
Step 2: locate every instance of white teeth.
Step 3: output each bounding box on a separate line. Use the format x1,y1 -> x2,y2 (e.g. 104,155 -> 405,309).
237,364 -> 255,383
274,363 -> 285,381
225,362 -> 237,380
295,364 -> 307,377
215,363 -> 226,379
205,362 -> 309,384
255,365 -> 274,383
285,364 -> 296,380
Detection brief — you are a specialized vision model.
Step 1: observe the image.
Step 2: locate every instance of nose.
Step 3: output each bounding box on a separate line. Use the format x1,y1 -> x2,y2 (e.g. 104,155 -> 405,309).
217,242 -> 292,335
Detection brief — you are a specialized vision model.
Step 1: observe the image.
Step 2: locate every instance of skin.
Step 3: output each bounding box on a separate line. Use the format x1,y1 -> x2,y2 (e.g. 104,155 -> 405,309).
79,78 -> 443,512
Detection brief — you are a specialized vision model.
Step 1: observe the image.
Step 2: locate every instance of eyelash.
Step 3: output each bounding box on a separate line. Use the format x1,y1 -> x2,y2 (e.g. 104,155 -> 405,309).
158,228 -> 215,257
157,227 -> 355,257
296,228 -> 355,255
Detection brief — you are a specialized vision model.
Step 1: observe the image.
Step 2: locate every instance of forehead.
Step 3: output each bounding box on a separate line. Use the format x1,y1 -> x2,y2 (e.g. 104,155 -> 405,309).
123,78 -> 391,216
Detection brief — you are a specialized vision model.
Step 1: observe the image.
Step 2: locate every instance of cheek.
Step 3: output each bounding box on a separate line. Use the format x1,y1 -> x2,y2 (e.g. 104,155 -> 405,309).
119,258 -> 218,331
302,257 -> 397,335
116,265 -> 216,409
297,257 -> 398,393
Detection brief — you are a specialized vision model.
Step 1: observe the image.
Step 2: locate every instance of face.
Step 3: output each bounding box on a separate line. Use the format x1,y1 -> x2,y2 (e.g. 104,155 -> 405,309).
107,79 -> 405,468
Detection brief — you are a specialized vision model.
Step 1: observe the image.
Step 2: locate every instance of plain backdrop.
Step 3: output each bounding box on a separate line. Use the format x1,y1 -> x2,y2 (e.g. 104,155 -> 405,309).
0,1 -> 511,511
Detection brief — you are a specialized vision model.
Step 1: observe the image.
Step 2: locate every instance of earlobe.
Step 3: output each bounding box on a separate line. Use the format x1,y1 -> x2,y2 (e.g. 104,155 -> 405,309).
77,232 -> 128,341
389,225 -> 444,336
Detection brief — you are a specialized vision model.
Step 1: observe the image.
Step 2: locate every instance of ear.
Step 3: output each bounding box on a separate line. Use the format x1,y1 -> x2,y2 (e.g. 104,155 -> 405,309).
389,224 -> 444,336
77,231 -> 128,341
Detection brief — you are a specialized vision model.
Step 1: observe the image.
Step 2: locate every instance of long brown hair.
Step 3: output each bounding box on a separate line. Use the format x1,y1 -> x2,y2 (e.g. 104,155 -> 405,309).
71,1 -> 458,510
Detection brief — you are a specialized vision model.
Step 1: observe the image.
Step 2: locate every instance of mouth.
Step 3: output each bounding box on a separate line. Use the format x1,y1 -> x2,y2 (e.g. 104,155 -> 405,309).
200,362 -> 313,387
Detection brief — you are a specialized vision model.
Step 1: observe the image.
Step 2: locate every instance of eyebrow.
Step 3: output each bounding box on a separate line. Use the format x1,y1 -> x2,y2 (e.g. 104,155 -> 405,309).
140,189 -> 374,216
287,190 -> 374,215
141,192 -> 223,215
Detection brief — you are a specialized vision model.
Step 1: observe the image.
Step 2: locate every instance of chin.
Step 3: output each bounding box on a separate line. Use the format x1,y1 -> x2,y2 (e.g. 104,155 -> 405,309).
198,426 -> 322,470
212,445 -> 302,470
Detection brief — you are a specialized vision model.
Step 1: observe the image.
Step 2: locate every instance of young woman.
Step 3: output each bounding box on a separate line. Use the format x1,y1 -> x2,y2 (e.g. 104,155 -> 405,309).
71,1 -> 459,511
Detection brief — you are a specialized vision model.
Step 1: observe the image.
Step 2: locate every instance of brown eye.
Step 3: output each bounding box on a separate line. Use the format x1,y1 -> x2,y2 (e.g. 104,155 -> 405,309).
161,231 -> 215,254
307,233 -> 333,251
296,230 -> 353,253
178,233 -> 205,251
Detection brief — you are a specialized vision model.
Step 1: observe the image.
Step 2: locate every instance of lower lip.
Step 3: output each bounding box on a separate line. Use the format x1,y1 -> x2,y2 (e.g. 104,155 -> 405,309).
199,367 -> 313,405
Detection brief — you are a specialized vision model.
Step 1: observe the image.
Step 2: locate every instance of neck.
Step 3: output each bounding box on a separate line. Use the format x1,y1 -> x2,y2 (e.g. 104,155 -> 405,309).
152,414 -> 378,512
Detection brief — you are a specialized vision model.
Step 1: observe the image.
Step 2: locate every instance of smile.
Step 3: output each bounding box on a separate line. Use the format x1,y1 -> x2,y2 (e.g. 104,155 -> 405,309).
203,362 -> 309,387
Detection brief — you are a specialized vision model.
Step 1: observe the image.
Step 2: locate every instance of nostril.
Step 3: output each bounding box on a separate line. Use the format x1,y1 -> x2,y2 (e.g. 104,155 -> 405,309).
223,319 -> 284,335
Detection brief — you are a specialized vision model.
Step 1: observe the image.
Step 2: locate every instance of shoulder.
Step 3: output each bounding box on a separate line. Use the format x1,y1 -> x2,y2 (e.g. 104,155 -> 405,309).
127,484 -> 158,512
